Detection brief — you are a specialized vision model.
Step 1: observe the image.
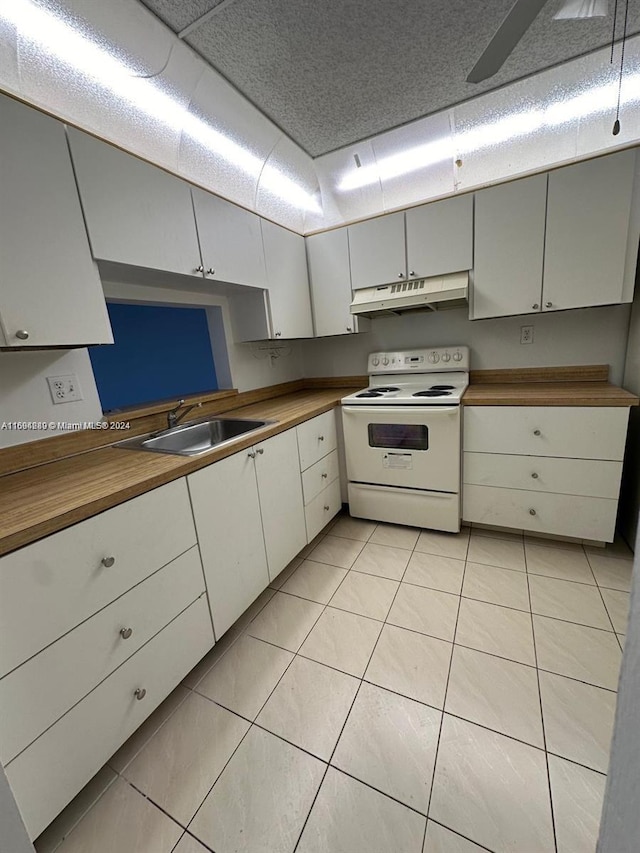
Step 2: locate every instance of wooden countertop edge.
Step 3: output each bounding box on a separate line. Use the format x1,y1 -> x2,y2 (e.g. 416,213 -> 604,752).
469,365 -> 611,384
0,390 -> 351,556
462,382 -> 639,406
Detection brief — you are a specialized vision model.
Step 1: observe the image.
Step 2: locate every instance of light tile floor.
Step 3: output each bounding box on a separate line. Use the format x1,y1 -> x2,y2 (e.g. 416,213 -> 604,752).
37,517 -> 634,853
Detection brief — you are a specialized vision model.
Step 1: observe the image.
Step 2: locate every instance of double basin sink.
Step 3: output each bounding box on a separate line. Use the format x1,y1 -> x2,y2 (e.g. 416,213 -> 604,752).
116,417 -> 273,457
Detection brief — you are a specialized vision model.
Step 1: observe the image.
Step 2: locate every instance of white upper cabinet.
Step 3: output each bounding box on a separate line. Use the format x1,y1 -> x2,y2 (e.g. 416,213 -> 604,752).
68,129 -> 203,278
543,150 -> 636,311
191,189 -> 267,288
0,96 -> 112,347
348,211 -> 406,289
306,229 -> 368,337
261,219 -> 313,338
406,195 -> 473,279
471,174 -> 547,320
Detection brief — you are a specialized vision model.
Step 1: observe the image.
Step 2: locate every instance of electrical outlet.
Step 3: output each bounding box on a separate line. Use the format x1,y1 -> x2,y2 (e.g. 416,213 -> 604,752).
520,325 -> 534,345
47,374 -> 83,404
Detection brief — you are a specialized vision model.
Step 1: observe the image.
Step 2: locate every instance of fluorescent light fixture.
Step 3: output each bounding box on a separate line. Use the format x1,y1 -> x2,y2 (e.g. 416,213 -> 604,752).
339,139 -> 451,191
554,0 -> 608,20
337,69 -> 640,192
0,0 -> 320,213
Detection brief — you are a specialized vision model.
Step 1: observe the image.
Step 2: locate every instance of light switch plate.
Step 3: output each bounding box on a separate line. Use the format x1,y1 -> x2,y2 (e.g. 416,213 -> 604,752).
47,374 -> 83,404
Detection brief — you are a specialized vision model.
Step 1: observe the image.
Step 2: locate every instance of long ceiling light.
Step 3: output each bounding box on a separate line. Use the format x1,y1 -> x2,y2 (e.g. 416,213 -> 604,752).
337,69 -> 640,192
0,0 -> 321,213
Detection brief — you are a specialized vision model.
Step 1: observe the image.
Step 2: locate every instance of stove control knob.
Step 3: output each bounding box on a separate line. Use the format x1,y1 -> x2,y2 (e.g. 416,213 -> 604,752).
453,351 -> 463,362
382,356 -> 390,366
441,352 -> 451,363
371,356 -> 380,366
428,352 -> 440,363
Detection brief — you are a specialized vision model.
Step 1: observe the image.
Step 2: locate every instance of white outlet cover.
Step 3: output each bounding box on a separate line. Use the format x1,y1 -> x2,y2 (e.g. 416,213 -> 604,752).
47,374 -> 84,404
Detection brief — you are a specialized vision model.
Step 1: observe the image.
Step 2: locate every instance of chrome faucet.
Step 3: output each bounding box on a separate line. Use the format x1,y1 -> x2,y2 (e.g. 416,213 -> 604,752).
167,399 -> 202,429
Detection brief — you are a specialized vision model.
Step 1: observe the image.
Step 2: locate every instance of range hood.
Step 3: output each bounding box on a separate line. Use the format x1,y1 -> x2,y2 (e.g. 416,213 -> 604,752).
350,272 -> 468,317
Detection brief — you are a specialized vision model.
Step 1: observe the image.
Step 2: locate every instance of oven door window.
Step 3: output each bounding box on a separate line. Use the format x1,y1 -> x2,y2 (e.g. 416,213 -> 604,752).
368,423 -> 429,450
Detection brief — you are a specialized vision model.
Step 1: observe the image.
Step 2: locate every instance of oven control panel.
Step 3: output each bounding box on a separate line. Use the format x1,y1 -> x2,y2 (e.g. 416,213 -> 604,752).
368,347 -> 469,373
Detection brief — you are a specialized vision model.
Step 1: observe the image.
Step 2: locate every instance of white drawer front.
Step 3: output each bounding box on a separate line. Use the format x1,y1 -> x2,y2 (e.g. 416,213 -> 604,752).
305,478 -> 341,542
5,595 -> 213,840
302,450 -> 340,505
297,410 -> 337,471
463,407 -> 629,460
0,478 -> 196,678
463,484 -> 618,542
463,452 -> 623,499
0,546 -> 205,766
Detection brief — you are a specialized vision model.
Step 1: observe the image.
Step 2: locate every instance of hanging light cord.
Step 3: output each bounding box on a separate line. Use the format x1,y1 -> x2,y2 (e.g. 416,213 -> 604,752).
610,0 -> 620,62
613,0 -> 630,134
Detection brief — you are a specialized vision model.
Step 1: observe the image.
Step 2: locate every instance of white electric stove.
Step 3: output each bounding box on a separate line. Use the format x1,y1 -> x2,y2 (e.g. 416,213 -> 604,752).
341,347 -> 469,532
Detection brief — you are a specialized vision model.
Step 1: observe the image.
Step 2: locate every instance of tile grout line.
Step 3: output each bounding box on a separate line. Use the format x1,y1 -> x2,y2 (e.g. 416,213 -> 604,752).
422,529 -> 471,850
524,540 -> 559,853
291,519 -> 442,850
289,518 -> 384,852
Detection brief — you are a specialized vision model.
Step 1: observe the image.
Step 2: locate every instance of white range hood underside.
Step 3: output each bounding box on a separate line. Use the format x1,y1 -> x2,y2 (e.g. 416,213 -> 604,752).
0,0 -> 639,234
350,272 -> 469,317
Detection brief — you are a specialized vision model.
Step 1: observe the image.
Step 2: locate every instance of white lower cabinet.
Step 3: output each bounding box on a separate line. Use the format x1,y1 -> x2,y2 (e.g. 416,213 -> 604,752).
188,426 -> 307,637
462,406 -> 630,542
254,430 -> 307,580
0,479 -> 197,679
5,596 -> 213,840
297,412 -> 341,542
0,547 -> 205,766
188,448 -> 269,639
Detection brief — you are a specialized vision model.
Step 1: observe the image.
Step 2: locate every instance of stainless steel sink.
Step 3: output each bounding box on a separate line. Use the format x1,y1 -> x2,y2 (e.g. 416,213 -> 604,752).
115,418 -> 273,456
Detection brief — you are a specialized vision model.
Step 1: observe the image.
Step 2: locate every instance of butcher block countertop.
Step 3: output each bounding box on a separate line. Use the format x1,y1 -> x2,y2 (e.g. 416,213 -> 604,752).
0,367 -> 637,557
463,365 -> 639,407
0,383 -> 359,557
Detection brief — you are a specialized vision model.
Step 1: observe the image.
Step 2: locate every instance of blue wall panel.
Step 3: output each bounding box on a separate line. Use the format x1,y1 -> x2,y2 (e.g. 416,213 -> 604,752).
89,303 -> 217,412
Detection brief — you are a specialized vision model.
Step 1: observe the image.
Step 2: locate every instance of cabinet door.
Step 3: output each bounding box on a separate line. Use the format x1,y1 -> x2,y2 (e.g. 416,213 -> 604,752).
68,128 -> 203,278
307,229 -> 367,337
192,189 -> 267,287
254,430 -> 307,580
472,174 -> 547,320
406,195 -> 473,279
262,220 -> 313,338
348,211 -> 406,289
188,451 -> 269,638
0,96 -> 112,347
543,151 -> 635,311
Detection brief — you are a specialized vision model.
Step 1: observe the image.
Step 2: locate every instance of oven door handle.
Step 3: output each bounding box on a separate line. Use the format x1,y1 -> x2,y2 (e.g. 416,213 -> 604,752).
342,406 -> 459,416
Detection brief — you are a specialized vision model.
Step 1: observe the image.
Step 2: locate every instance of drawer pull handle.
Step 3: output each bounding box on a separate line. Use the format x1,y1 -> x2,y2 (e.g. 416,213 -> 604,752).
256,448 -> 264,455
322,472 -> 328,479
533,429 -> 541,436
101,556 -> 116,568
531,472 -> 539,479
529,508 -> 537,516
248,451 -> 256,458
324,504 -> 330,511
318,435 -> 325,441
120,627 -> 133,640
134,688 -> 146,701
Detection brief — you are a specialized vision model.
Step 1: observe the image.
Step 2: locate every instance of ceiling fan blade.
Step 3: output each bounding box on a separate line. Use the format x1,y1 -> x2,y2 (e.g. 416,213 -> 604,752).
467,0 -> 550,83
554,0 -> 608,19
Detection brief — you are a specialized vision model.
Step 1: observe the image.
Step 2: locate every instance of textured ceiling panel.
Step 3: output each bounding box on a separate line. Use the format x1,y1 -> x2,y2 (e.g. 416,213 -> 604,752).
184,0 -> 640,156
139,0 -> 225,32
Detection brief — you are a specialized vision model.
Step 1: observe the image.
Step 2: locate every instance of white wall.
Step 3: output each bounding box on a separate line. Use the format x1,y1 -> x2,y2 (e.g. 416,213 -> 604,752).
301,304 -> 633,385
0,350 -> 103,449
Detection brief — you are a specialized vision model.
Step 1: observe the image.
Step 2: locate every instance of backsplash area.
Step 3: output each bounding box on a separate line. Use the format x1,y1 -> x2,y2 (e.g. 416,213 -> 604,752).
0,349 -> 103,448
301,303 -> 633,385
